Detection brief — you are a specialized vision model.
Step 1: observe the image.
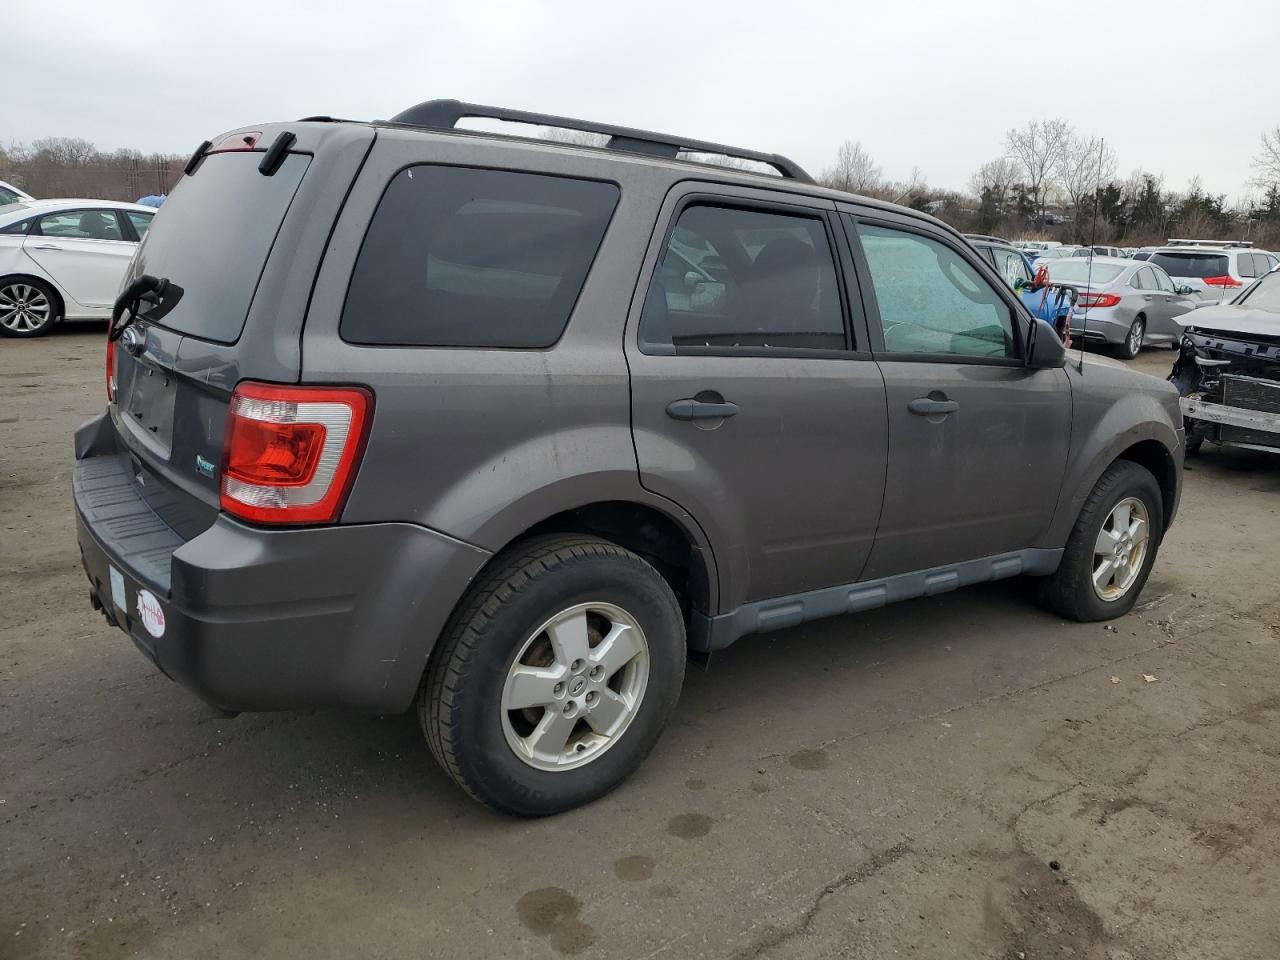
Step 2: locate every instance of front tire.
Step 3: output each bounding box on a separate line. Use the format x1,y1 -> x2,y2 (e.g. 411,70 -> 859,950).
420,535 -> 686,816
0,278 -> 61,337
1037,461 -> 1164,622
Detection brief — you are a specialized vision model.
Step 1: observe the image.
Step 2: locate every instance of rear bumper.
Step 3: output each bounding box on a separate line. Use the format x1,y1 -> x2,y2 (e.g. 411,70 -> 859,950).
74,413 -> 491,713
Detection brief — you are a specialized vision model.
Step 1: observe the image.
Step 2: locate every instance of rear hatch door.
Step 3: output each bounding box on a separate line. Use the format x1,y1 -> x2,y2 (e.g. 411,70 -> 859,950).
1148,250 -> 1232,304
108,122 -> 375,539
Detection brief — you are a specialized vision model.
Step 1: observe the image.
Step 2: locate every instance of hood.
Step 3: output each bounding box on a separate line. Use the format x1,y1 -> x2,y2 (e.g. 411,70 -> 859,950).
1181,304 -> 1280,339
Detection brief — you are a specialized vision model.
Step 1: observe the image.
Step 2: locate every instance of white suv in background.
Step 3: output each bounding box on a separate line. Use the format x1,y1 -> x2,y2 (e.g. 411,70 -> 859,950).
0,180 -> 34,205
1147,246 -> 1279,305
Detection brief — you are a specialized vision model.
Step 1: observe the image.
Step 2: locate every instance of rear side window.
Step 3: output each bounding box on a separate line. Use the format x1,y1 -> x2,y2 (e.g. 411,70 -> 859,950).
1238,253 -> 1259,278
125,211 -> 153,240
129,152 -> 311,344
37,210 -> 123,241
341,167 -> 619,348
1149,252 -> 1228,279
639,203 -> 846,354
0,217 -> 32,235
1131,267 -> 1153,290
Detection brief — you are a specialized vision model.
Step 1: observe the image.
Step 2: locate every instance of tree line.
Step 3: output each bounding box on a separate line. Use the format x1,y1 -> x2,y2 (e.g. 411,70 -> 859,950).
819,119 -> 1280,249
0,138 -> 186,202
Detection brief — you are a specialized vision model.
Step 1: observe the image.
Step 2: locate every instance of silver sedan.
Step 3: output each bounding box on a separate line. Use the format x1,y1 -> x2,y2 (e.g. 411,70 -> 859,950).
1045,257 -> 1198,359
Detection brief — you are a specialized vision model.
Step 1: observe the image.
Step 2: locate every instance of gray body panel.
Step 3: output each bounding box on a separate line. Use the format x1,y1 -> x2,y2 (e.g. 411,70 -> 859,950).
73,114 -> 1186,713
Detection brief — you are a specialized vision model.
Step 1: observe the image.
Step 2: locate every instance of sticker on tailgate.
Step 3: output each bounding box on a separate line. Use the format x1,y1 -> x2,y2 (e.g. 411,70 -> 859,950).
137,590 -> 166,639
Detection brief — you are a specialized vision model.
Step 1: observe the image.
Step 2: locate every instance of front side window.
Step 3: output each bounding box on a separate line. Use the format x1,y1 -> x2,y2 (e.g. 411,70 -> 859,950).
992,248 -> 1031,288
37,209 -> 123,241
1152,266 -> 1176,293
342,166 -> 619,348
856,222 -> 1015,359
640,204 -> 846,353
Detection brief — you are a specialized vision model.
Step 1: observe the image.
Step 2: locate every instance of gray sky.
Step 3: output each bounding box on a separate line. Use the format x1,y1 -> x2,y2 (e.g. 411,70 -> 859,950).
6,0 -> 1276,202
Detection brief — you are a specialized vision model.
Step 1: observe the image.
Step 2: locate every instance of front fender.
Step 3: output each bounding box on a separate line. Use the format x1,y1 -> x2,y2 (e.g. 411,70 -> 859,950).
1046,365 -> 1183,546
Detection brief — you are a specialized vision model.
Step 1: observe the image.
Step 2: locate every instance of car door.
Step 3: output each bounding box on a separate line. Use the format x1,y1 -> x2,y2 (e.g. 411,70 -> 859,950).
840,208 -> 1071,580
22,208 -> 136,312
626,184 -> 888,611
1147,264 -> 1192,336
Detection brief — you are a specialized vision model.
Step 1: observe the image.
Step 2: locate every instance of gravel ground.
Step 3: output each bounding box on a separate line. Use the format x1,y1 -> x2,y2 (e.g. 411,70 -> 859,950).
3,328 -> 1279,960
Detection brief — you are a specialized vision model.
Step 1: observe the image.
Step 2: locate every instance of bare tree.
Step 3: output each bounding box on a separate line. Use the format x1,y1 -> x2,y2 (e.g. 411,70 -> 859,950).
820,140 -> 881,194
1056,133 -> 1117,228
1005,119 -> 1072,219
969,156 -> 1018,211
1251,127 -> 1280,187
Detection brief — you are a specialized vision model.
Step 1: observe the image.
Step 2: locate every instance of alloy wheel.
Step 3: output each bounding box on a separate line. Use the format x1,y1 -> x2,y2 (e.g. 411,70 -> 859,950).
0,283 -> 53,333
500,601 -> 650,772
1092,496 -> 1150,601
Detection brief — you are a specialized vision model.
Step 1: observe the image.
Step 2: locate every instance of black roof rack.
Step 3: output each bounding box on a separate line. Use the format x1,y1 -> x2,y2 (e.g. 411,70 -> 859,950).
387,99 -> 813,182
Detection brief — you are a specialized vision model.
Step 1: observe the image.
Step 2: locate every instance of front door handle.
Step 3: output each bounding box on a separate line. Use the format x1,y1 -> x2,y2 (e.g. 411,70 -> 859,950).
30,243 -> 63,251
908,397 -> 959,416
666,399 -> 739,421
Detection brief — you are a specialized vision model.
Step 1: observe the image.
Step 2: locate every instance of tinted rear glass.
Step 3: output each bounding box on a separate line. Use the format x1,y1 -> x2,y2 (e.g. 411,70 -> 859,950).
129,152 -> 311,344
1149,252 -> 1229,279
341,166 -> 619,348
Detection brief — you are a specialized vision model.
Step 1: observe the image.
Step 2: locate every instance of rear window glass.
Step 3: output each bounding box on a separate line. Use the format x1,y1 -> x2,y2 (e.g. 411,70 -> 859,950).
341,166 -> 619,348
1149,252 -> 1228,279
1046,261 -> 1125,284
129,152 -> 311,344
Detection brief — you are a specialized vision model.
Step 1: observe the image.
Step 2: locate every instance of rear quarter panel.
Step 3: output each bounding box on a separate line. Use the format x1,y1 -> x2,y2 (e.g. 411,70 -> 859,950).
301,130 -> 716,590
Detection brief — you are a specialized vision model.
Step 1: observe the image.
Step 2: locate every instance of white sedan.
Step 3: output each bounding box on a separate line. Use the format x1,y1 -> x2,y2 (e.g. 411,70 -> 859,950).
0,198 -> 155,337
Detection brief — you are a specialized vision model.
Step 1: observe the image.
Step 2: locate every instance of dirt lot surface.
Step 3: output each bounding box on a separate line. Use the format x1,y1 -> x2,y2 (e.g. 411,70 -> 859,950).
3,328 -> 1279,960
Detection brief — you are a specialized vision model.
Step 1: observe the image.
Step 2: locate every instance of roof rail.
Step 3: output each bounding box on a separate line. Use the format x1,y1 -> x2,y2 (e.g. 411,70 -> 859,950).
387,99 -> 813,182
1166,237 -> 1254,248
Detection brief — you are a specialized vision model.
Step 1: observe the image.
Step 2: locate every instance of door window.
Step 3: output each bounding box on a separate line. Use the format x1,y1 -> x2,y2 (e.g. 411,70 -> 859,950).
991,247 -> 1031,288
36,209 -> 124,241
1151,266 -> 1176,293
125,211 -> 153,240
640,204 -> 846,353
1237,253 -> 1259,278
1131,267 -> 1154,290
855,222 -> 1016,359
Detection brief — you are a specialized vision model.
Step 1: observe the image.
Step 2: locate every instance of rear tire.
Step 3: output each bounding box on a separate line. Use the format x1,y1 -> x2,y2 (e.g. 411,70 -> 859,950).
1115,316 -> 1145,360
0,277 -> 61,338
1037,461 -> 1164,622
420,535 -> 686,816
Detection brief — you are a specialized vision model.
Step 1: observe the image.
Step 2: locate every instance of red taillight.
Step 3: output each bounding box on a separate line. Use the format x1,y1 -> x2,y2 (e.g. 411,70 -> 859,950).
220,382 -> 373,525
1079,293 -> 1122,308
106,336 -> 116,401
1202,275 -> 1241,287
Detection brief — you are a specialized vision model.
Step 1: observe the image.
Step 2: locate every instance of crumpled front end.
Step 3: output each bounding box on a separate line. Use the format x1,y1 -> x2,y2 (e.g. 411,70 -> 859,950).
1170,327 -> 1280,452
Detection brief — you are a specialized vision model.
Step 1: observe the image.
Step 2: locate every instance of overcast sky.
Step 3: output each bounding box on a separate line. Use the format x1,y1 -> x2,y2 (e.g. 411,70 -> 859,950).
6,0 -> 1277,201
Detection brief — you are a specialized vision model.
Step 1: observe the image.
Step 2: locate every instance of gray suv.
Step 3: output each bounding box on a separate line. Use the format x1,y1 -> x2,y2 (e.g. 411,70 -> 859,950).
74,101 -> 1184,815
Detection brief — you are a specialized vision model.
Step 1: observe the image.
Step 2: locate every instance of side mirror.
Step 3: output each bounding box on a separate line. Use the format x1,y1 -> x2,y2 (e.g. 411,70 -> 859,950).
1026,318 -> 1067,369
1176,284 -> 1195,296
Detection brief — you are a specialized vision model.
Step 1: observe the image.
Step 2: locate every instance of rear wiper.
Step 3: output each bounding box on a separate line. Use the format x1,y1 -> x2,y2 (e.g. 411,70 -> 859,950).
109,275 -> 170,342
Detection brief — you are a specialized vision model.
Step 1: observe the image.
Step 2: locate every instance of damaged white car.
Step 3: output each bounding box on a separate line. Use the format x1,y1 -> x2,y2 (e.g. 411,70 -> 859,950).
1171,269 -> 1280,455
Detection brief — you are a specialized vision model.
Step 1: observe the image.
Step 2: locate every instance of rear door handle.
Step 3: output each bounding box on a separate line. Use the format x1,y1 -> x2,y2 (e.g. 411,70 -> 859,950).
30,243 -> 63,250
666,399 -> 739,421
908,397 -> 959,416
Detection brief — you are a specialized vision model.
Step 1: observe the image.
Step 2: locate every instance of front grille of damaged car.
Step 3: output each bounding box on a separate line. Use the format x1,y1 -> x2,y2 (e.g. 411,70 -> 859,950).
1220,374 -> 1280,446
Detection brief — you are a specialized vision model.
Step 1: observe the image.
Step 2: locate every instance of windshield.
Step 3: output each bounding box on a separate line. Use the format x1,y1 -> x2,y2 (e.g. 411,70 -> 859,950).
1149,252 -> 1228,279
127,151 -> 311,344
1046,261 -> 1126,285
1237,272 -> 1280,312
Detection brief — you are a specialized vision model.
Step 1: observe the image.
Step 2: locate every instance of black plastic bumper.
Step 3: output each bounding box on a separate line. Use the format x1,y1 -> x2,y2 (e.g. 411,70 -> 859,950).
74,413 -> 491,714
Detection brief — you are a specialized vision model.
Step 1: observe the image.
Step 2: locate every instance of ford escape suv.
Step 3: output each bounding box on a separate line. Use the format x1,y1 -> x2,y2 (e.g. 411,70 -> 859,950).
75,100 -> 1184,815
